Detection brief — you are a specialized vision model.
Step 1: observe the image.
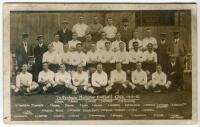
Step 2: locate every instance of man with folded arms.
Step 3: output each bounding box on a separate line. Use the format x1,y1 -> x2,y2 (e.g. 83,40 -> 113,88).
96,32 -> 108,51
60,43 -> 72,71
129,30 -> 143,51
90,63 -> 111,95
148,64 -> 171,93
143,43 -> 157,73
68,32 -> 82,52
42,43 -> 60,73
111,32 -> 126,52
38,62 -> 55,94
72,15 -> 88,42
99,41 -> 115,76
72,64 -> 91,94
129,41 -> 144,71
130,62 -> 148,94
54,64 -> 76,94
86,43 -> 100,74
52,33 -> 64,54
103,17 -> 117,42
108,62 -> 130,94
11,64 -> 39,95
114,42 -> 129,71
71,43 -> 87,71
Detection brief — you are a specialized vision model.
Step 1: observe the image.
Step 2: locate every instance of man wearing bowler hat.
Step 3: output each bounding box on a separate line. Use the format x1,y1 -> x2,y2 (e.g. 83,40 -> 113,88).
57,20 -> 72,43
15,33 -> 33,71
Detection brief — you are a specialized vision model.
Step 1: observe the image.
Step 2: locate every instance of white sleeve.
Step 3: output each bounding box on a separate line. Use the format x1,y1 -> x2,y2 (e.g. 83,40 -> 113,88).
128,40 -> 132,50
154,52 -> 157,63
83,72 -> 89,86
110,71 -> 115,83
161,73 -> 167,85
131,72 -> 136,84
55,73 -> 59,84
28,74 -> 32,86
102,73 -> 108,86
123,72 -> 127,82
91,73 -> 98,87
65,73 -> 71,85
42,53 -> 47,62
38,72 -> 42,83
72,73 -> 79,86
72,25 -> 76,33
153,38 -> 158,50
16,74 -> 21,88
152,73 -> 157,84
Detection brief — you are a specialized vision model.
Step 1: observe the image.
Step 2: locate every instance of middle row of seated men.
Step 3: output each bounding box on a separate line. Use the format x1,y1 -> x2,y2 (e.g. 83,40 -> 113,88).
12,62 -> 173,96
32,37 -> 158,81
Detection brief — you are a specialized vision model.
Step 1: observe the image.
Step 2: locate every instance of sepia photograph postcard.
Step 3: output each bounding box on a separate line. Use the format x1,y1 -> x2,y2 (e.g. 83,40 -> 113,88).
3,3 -> 197,124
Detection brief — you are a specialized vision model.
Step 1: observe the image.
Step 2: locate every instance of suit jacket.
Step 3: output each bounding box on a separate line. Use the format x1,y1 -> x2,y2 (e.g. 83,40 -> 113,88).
168,39 -> 187,57
57,29 -> 72,43
118,26 -> 133,43
34,44 -> 48,65
166,61 -> 182,76
15,42 -> 33,68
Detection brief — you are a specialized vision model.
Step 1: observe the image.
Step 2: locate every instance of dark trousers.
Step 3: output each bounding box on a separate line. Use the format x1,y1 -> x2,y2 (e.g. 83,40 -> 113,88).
53,85 -> 68,94
168,72 -> 183,91
38,83 -> 54,94
12,86 -> 28,96
122,64 -> 129,72
77,37 -> 86,42
64,64 -> 71,71
134,84 -> 147,94
102,63 -> 115,78
151,84 -> 167,92
92,86 -> 107,95
76,85 -> 90,95
49,64 -> 59,73
109,83 -> 126,94
143,62 -> 156,73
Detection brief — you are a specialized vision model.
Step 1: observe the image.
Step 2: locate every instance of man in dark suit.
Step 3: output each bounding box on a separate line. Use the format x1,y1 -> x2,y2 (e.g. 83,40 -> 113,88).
15,33 -> 33,72
168,31 -> 186,90
33,35 -> 48,81
157,33 -> 170,73
118,18 -> 133,50
57,20 -> 72,43
166,54 -> 184,91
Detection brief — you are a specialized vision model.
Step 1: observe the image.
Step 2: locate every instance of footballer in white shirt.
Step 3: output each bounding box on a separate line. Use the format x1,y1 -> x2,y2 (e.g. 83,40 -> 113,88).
143,43 -> 157,73
11,64 -> 39,95
54,64 -> 77,94
71,64 -> 92,94
131,62 -> 148,93
108,62 -> 130,94
38,62 -> 55,94
90,63 -> 110,95
148,64 -> 171,93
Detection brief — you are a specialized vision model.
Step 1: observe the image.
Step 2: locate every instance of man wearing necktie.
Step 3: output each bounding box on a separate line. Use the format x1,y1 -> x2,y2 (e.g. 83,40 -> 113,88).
15,33 -> 33,72
168,31 -> 186,90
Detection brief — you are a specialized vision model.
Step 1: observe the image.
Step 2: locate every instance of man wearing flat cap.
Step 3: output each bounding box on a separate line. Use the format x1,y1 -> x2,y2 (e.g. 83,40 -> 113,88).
157,33 -> 169,73
168,31 -> 186,90
57,20 -> 72,44
118,18 -> 133,50
15,33 -> 33,71
33,35 -> 48,81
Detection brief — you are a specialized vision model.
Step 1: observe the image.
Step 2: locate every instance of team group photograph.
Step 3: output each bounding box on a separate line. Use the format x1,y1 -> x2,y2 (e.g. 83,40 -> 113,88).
10,12 -> 190,96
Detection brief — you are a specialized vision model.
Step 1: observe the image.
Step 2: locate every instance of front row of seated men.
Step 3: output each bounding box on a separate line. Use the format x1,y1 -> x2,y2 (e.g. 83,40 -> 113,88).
11,56 -> 182,96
